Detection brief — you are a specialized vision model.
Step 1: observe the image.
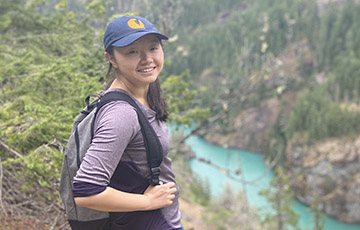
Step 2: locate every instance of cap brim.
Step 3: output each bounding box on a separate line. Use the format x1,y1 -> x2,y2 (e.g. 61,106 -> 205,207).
112,32 -> 168,48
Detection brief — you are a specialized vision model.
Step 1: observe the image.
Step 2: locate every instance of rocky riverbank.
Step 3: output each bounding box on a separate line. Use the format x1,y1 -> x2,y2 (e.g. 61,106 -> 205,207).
286,136 -> 360,224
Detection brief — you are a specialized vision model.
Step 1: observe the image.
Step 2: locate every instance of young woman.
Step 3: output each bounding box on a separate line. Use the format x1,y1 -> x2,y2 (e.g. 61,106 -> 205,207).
72,15 -> 182,230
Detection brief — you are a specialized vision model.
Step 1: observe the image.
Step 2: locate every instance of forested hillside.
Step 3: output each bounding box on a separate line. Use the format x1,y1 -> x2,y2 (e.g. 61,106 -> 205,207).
165,0 -> 360,225
167,0 -> 360,147
1,0 -> 360,229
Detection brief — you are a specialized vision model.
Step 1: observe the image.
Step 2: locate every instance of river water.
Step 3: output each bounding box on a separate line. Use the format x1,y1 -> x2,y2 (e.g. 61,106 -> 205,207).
184,135 -> 360,230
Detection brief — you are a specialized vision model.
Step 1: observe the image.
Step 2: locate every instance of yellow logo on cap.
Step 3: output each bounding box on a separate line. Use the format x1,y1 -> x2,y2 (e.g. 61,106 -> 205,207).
127,18 -> 145,29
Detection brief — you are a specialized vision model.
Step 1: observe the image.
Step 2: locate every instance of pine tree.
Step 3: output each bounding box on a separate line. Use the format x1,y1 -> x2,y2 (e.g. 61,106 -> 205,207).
259,167 -> 299,230
310,198 -> 325,230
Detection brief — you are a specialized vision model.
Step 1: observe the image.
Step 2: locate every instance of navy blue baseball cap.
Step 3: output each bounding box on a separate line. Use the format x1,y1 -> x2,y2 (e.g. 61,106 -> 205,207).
104,15 -> 168,51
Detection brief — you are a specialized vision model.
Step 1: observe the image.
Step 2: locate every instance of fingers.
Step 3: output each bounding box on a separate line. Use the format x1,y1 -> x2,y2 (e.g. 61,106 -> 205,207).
168,186 -> 176,195
158,181 -> 175,188
167,181 -> 176,188
157,181 -> 176,193
169,193 -> 176,200
144,181 -> 177,210
153,181 -> 177,200
156,181 -> 177,199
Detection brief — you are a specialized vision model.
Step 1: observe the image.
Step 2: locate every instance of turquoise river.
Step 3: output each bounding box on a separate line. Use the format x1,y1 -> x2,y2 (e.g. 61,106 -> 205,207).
183,134 -> 360,230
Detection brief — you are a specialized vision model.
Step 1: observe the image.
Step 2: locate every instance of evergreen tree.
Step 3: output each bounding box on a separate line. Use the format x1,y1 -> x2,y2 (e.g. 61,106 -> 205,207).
0,0 -> 104,185
259,167 -> 299,230
310,198 -> 325,230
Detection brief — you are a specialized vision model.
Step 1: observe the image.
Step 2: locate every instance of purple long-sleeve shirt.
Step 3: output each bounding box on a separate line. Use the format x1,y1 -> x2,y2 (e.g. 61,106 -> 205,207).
72,88 -> 181,229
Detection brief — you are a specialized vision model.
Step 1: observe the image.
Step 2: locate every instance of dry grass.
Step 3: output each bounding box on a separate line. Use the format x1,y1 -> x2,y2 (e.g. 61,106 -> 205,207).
0,164 -> 69,230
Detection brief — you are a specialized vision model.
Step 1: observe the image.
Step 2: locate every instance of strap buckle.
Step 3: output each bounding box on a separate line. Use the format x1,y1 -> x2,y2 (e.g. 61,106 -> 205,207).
148,167 -> 161,185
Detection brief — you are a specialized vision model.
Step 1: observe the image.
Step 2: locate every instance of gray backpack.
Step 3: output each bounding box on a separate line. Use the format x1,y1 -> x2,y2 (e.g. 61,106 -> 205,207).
59,91 -> 163,230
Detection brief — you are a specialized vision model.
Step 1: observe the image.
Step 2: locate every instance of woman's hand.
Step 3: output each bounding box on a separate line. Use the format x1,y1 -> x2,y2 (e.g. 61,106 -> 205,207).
74,183 -> 177,212
143,181 -> 177,210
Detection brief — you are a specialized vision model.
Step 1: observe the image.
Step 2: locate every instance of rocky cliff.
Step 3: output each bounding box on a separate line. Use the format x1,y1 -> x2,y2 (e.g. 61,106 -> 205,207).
286,136 -> 360,223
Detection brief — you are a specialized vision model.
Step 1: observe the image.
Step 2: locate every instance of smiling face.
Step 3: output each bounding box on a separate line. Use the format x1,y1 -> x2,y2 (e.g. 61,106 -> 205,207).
106,34 -> 164,90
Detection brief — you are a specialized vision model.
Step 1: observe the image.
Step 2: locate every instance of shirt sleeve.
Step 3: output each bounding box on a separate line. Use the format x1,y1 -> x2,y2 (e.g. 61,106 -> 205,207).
72,101 -> 140,197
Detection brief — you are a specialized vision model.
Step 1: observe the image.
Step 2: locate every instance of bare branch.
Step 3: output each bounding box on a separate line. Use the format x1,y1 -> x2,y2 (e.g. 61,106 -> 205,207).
0,139 -> 23,158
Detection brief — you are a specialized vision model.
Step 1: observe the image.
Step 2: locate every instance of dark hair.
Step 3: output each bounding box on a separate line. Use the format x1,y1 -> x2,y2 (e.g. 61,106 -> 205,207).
105,47 -> 168,122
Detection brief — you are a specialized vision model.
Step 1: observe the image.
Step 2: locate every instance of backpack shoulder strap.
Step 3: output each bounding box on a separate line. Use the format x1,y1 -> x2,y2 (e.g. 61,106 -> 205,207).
92,91 -> 163,185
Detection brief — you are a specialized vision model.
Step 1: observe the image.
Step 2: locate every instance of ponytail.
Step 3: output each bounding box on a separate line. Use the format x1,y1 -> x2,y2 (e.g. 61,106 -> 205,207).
148,78 -> 168,122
